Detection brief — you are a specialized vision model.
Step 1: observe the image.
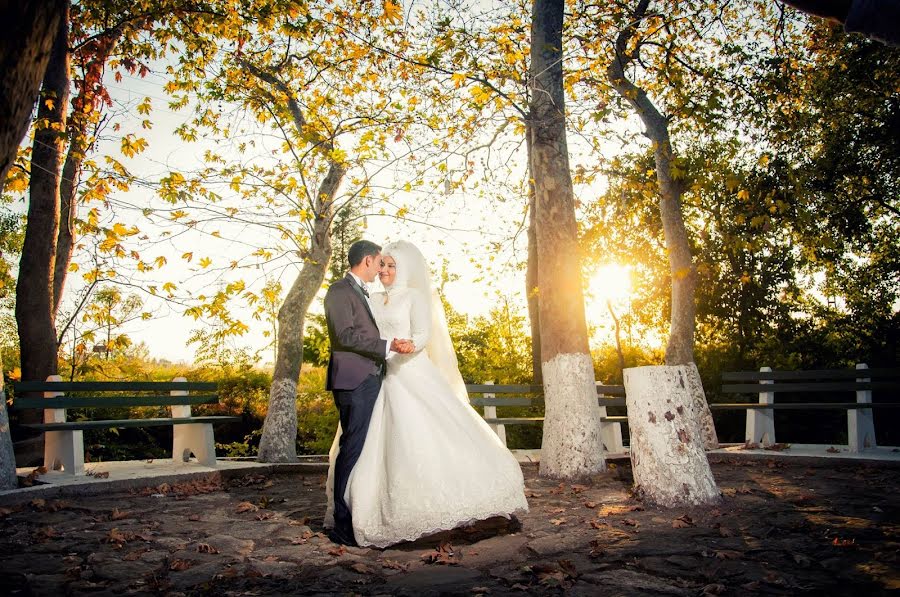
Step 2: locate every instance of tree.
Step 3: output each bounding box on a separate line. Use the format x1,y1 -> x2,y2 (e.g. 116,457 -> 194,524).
0,1 -> 66,191
160,0 -> 428,462
529,0 -> 606,478
15,2 -> 71,390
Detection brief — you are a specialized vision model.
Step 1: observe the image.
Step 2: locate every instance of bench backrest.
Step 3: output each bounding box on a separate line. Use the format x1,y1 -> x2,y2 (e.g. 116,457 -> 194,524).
721,368 -> 900,395
465,383 -> 626,407
11,381 -> 219,409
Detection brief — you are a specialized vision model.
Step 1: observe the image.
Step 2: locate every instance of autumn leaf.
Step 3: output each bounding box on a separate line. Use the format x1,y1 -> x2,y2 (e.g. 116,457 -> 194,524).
197,543 -> 219,554
236,501 -> 258,513
381,559 -> 407,570
583,501 -> 599,509
549,518 -> 566,526
110,508 -> 130,521
169,559 -> 195,571
672,514 -> 694,528
327,545 -> 346,557
349,562 -> 375,574
714,550 -> 742,560
382,0 -> 402,24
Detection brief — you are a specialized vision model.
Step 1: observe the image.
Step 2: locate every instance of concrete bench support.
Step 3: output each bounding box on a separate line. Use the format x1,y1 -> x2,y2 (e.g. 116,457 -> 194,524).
745,367 -> 776,446
849,363 -> 877,452
42,375 -> 85,475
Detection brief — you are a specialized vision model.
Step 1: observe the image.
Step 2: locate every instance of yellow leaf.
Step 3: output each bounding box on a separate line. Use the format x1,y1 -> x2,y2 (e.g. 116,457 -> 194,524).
182,252 -> 193,262
451,72 -> 467,88
383,0 -> 402,24
199,257 -> 212,268
737,189 -> 750,201
68,263 -> 79,272
44,98 -> 54,111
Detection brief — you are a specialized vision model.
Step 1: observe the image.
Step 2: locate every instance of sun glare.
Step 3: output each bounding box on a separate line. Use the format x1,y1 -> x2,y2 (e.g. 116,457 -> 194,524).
588,263 -> 633,307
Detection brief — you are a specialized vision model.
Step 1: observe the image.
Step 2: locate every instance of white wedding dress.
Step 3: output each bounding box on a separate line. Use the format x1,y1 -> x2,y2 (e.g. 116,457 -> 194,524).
325,244 -> 528,548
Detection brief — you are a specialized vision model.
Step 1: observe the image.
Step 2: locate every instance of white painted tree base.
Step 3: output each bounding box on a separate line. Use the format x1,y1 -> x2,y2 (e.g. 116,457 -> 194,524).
684,362 -> 719,450
539,353 -> 606,479
623,365 -> 720,507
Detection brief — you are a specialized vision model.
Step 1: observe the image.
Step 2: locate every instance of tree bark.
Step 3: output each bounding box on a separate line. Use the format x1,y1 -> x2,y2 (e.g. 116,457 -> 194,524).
0,349 -> 18,489
607,1 -> 696,366
623,365 -> 719,507
524,131 -> 542,384
53,29 -> 123,316
0,0 -> 65,190
16,5 -> 69,388
530,0 -> 605,479
606,0 -> 717,450
257,163 -> 344,462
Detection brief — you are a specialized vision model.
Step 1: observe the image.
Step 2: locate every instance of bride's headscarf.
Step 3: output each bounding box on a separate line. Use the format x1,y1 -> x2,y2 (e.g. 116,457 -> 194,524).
381,241 -> 469,403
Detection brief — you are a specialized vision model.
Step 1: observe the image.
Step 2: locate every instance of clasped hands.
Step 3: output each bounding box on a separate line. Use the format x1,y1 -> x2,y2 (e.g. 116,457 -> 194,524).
390,338 -> 415,354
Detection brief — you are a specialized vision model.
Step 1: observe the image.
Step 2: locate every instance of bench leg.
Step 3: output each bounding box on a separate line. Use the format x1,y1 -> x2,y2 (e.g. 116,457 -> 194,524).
44,430 -> 84,475
745,409 -> 776,446
172,424 -> 216,467
600,420 -> 624,454
483,405 -> 508,447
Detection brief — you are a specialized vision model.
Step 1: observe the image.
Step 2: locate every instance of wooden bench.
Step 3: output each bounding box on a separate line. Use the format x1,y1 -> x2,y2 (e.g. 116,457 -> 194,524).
12,376 -> 239,474
716,365 -> 900,451
465,382 -> 627,453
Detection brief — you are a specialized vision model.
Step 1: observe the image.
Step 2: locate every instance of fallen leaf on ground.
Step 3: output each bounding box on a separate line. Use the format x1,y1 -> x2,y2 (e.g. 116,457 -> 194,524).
549,518 -> 566,526
583,501 -> 598,509
621,518 -> 640,527
197,543 -> 219,554
381,559 -> 408,570
236,501 -> 258,513
110,508 -> 130,520
421,541 -> 458,565
588,539 -> 606,558
702,583 -> 726,595
169,559 -> 195,571
598,504 -> 643,517
570,485 -> 588,493
832,537 -> 855,547
327,545 -> 346,556
826,446 -> 840,453
672,514 -> 694,528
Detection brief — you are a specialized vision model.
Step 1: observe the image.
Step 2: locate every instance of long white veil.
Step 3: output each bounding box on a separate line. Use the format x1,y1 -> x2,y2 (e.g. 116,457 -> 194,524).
382,241 -> 469,403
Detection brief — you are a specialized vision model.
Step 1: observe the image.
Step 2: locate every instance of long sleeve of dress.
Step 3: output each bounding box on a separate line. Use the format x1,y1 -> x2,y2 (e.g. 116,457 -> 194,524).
408,289 -> 431,353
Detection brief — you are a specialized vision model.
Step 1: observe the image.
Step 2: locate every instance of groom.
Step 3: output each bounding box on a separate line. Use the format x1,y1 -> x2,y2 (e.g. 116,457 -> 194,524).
324,239 -> 412,546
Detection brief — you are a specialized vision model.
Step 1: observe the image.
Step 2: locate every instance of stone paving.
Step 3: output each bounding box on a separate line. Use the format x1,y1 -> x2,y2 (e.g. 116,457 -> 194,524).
0,455 -> 898,595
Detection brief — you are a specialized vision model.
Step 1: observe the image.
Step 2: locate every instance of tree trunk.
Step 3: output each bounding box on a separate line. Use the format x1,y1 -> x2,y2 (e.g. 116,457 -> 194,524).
0,349 -> 18,489
525,132 -> 542,384
623,365 -> 719,507
257,163 -> 343,462
0,0 -> 65,190
16,5 -> 69,387
530,0 -> 605,479
607,0 -> 717,449
53,29 -> 123,316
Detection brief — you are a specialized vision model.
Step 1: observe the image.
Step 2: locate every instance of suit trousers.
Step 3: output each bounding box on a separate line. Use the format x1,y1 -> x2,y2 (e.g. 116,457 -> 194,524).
331,372 -> 382,539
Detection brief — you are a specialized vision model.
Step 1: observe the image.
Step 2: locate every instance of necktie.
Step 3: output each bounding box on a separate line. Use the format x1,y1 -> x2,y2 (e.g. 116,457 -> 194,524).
360,285 -> 369,298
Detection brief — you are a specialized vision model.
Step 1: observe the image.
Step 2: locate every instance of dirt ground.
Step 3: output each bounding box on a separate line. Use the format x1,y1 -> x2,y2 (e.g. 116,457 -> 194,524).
0,455 -> 898,596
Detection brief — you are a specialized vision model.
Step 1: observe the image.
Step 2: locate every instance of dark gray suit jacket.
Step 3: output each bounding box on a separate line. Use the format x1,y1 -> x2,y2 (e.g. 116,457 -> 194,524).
324,274 -> 387,391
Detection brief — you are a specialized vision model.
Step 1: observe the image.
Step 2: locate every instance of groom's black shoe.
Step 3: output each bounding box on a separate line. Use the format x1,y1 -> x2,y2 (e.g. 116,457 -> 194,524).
327,528 -> 359,547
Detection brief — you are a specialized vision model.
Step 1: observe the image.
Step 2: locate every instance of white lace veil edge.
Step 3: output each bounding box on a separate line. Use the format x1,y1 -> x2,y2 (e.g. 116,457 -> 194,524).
382,241 -> 469,404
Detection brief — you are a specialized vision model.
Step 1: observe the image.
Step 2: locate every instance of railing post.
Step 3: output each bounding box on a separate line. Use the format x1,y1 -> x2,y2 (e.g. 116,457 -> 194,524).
43,374 -> 84,474
482,380 -> 507,447
849,363 -> 876,452
745,367 -> 776,446
170,376 -> 216,466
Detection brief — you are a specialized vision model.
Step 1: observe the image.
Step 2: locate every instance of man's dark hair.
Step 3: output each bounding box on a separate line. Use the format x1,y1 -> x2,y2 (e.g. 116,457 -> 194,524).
348,240 -> 381,267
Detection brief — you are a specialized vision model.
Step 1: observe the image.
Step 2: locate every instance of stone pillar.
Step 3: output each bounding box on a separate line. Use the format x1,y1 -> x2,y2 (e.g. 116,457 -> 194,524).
745,366 -> 776,446
849,363 -> 876,452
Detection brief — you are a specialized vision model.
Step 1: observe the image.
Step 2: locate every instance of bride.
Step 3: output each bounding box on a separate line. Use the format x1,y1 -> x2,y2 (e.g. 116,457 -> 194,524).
325,240 -> 529,548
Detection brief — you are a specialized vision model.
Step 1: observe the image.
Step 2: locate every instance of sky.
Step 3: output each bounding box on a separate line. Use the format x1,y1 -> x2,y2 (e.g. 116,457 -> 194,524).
8,41 -> 643,367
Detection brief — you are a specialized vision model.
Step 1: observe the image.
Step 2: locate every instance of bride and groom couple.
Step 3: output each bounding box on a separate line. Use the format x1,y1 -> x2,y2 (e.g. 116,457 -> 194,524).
323,239 -> 529,548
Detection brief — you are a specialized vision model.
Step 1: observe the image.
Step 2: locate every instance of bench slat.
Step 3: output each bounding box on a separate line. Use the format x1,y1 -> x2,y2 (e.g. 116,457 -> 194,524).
465,383 -> 626,396
722,369 -> 900,382
21,416 -> 240,432
721,381 -> 900,394
470,397 -> 535,407
13,395 -> 220,409
12,381 -> 217,392
483,417 -> 543,425
709,402 -> 900,410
